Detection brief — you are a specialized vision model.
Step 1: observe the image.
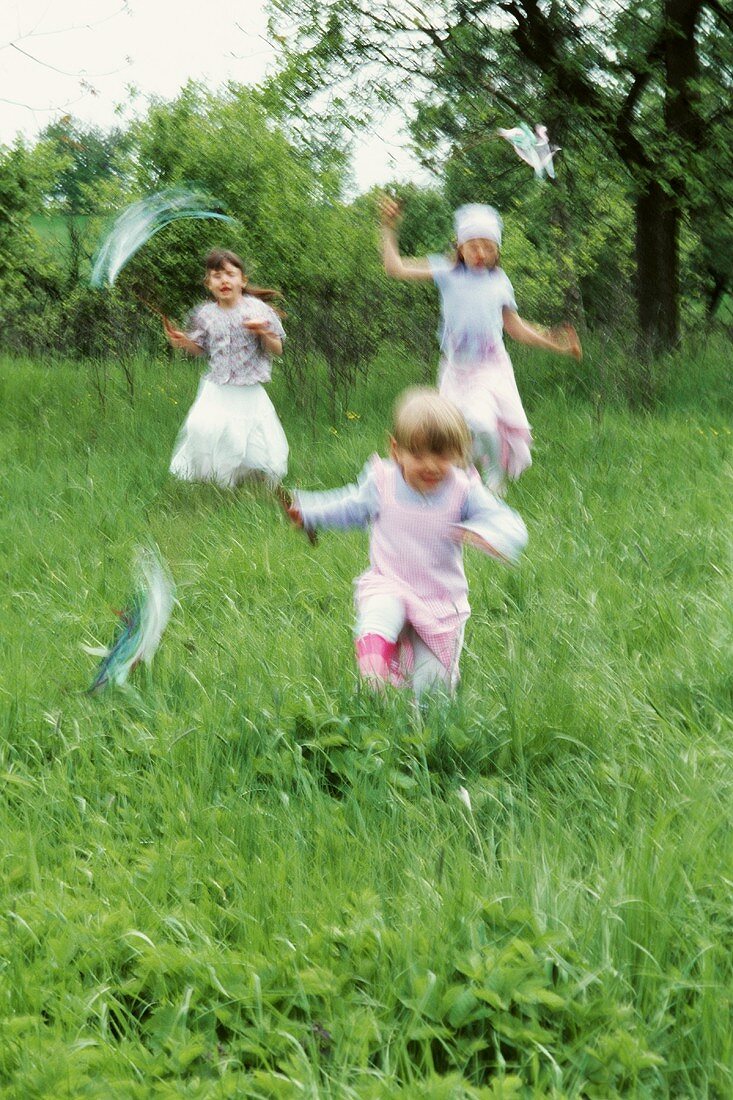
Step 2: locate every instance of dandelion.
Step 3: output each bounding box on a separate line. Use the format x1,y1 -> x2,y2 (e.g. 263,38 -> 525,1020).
346,411 -> 360,421
329,427 -> 339,436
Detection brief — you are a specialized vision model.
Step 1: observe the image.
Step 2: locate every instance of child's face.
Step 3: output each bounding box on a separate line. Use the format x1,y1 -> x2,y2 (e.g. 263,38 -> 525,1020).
206,261 -> 246,305
461,237 -> 499,270
391,440 -> 456,494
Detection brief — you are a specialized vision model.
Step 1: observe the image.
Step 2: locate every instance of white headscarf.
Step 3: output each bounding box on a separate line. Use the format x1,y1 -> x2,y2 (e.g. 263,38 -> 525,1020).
454,204 -> 503,247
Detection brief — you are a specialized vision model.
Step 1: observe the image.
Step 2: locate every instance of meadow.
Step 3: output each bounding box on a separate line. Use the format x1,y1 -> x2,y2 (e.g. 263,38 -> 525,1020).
0,339 -> 732,1097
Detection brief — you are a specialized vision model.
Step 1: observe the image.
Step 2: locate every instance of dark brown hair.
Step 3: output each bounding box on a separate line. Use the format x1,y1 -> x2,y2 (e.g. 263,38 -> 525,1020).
204,249 -> 285,317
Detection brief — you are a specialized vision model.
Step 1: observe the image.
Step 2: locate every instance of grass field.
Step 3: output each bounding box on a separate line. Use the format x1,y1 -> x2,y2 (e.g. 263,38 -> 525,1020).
1,341 -> 732,1097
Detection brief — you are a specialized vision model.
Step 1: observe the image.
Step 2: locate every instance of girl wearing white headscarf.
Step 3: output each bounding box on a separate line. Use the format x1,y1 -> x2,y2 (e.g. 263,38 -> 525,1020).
380,198 -> 581,490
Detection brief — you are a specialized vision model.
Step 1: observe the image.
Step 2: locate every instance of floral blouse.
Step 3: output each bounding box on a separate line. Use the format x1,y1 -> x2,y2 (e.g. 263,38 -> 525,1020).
187,297 -> 286,386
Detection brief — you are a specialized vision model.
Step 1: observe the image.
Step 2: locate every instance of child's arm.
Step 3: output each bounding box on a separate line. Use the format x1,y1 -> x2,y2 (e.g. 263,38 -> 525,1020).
450,478 -> 528,564
162,316 -> 205,356
288,462 -> 379,536
379,195 -> 434,282
503,309 -> 582,359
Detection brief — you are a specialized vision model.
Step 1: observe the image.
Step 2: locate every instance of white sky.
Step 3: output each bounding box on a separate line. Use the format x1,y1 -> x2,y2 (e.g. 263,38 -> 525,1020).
0,0 -> 425,193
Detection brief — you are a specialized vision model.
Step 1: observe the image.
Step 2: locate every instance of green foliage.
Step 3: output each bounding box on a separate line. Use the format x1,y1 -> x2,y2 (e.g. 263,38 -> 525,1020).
1,341 -> 733,1094
381,184 -> 453,256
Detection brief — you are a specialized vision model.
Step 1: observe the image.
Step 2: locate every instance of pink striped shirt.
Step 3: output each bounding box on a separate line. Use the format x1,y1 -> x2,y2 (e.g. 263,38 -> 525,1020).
356,458 -> 470,669
295,456 -> 527,670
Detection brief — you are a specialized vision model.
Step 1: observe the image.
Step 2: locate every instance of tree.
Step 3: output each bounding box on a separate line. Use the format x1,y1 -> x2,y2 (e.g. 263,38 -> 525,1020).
0,139 -> 60,301
39,117 -> 130,215
268,0 -> 733,353
37,117 -> 132,286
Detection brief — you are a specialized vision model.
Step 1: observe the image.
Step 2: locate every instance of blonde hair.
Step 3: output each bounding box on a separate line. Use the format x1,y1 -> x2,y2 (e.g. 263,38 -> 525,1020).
392,387 -> 471,465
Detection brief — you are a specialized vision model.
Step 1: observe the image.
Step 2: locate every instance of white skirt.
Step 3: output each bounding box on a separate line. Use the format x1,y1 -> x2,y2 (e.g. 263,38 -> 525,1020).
170,379 -> 288,487
439,349 -> 532,482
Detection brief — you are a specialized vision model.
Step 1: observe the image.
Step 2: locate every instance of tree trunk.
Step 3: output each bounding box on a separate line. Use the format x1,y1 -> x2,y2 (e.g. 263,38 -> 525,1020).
635,179 -> 680,355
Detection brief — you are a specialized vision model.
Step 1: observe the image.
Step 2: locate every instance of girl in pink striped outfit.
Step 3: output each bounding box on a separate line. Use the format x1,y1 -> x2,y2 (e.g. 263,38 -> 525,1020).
288,389 -> 527,698
380,197 -> 581,491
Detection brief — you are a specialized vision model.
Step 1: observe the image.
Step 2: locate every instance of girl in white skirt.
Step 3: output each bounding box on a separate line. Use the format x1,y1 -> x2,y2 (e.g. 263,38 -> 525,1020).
164,249 -> 288,487
380,198 -> 582,491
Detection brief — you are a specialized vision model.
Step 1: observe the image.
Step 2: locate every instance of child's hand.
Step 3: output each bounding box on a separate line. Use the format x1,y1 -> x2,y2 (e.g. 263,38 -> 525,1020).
244,319 -> 272,337
287,502 -> 303,528
275,487 -> 317,545
162,316 -> 193,350
379,194 -> 402,229
551,323 -> 583,360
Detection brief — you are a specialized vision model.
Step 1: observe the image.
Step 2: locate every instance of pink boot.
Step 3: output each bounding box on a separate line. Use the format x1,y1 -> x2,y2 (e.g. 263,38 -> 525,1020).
355,634 -> 398,687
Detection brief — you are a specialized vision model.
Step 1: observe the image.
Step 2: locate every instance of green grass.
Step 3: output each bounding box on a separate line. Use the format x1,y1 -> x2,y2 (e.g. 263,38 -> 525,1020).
1,341 -> 732,1097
